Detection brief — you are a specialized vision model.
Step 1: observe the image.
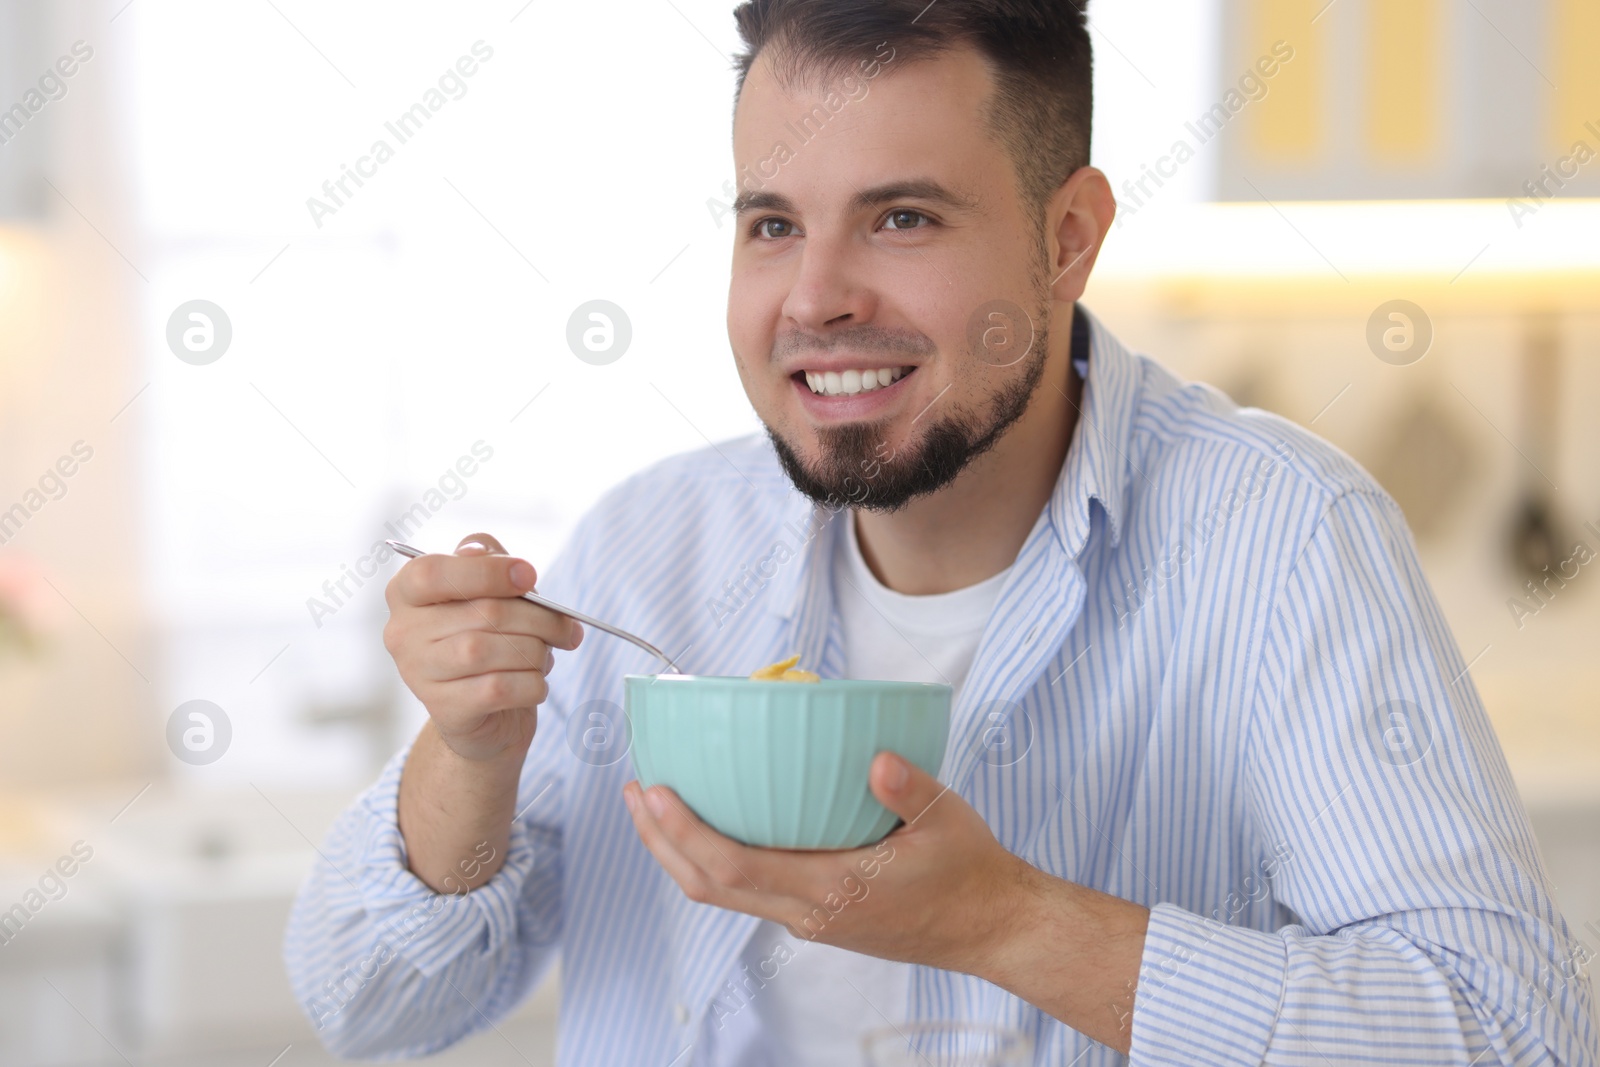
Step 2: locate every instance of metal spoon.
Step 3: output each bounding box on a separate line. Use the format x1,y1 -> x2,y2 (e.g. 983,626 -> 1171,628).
384,540 -> 684,673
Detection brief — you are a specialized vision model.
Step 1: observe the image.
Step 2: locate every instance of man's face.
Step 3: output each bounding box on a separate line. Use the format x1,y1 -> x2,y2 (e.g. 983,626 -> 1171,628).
728,45 -> 1055,512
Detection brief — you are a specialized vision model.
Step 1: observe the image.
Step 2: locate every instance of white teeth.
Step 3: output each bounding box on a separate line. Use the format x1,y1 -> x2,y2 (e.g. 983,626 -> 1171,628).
803,366 -> 911,397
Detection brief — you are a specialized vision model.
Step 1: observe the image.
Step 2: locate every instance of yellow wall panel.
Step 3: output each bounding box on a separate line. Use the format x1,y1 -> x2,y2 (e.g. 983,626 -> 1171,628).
1248,0 -> 1323,161
1367,0 -> 1439,162
1552,0 -> 1600,152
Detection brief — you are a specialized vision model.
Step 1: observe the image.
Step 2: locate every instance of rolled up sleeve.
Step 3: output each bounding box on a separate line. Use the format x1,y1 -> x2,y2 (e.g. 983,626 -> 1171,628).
282,736 -> 568,1059
347,748 -> 545,976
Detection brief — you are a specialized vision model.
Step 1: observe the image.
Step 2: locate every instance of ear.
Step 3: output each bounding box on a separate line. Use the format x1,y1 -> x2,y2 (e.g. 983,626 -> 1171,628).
1045,165 -> 1116,303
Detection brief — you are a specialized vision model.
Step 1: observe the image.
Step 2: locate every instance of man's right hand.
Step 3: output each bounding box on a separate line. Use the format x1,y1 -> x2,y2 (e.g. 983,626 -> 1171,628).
388,532 -> 584,895
383,532 -> 584,763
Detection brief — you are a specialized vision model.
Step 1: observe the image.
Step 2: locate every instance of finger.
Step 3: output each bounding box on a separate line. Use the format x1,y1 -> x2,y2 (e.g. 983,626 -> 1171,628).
870,751 -> 950,828
640,785 -> 778,895
624,781 -> 728,905
429,596 -> 584,651
431,670 -> 549,718
651,785 -> 864,896
629,786 -> 843,924
626,784 -> 892,937
628,782 -> 779,900
456,531 -> 508,555
422,631 -> 552,683
391,549 -> 537,608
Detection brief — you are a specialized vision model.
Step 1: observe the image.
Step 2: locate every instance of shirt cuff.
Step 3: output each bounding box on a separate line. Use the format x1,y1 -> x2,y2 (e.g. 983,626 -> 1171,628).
346,743 -> 538,978
1129,902 -> 1289,1066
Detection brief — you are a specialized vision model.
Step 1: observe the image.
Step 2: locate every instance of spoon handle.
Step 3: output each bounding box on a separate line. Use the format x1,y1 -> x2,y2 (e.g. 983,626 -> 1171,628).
384,540 -> 683,673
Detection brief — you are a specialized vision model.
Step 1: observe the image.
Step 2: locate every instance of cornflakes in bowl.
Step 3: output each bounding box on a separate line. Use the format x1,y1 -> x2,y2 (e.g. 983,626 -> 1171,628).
747,653 -> 820,683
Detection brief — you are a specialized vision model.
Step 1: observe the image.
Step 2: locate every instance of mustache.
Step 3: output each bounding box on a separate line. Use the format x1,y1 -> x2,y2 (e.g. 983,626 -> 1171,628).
775,324 -> 934,359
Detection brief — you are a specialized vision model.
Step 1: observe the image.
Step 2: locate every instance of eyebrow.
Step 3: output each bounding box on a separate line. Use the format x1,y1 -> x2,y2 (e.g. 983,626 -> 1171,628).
731,179 -> 979,219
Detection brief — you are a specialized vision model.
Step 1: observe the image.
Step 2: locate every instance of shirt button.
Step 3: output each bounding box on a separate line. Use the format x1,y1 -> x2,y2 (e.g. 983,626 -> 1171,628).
1026,625 -> 1039,643
673,1002 -> 689,1024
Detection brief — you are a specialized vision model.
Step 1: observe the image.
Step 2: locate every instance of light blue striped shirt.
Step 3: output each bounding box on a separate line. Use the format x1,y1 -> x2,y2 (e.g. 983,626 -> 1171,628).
284,306 -> 1597,1065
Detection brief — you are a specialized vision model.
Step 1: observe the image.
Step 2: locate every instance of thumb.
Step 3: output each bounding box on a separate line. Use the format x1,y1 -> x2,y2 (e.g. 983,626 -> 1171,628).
869,751 -> 946,826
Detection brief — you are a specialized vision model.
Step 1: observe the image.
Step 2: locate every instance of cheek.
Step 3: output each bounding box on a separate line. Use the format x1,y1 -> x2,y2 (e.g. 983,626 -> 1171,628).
728,278 -> 794,385
726,319 -> 765,387
727,276 -> 771,354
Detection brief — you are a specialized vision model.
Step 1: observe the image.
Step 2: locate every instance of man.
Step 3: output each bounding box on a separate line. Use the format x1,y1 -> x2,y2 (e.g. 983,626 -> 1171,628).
285,2 -> 1598,1063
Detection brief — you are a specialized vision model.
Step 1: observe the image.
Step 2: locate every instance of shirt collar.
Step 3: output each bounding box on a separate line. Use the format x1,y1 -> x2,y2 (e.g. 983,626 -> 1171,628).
766,302 -> 1139,619
1049,301 -> 1136,559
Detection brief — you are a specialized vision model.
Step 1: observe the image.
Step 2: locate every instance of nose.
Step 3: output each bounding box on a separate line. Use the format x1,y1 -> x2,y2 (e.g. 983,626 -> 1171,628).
780,231 -> 878,333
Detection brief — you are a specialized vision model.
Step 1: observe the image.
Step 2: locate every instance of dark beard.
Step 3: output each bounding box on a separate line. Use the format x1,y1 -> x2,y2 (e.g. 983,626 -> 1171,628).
765,302 -> 1054,513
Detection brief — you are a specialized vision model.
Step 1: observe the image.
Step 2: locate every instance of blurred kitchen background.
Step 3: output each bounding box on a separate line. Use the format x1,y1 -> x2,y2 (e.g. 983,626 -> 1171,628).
0,0 -> 1595,1063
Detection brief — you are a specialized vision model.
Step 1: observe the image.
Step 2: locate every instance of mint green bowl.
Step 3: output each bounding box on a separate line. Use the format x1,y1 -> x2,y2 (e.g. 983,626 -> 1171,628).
624,674 -> 952,850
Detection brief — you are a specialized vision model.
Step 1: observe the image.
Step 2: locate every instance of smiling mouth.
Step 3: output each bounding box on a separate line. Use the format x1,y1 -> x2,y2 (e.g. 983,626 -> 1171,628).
792,365 -> 917,397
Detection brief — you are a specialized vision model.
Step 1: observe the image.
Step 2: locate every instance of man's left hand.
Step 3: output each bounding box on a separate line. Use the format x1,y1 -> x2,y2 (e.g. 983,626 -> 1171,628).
624,751 -> 1151,1054
623,750 -> 1031,976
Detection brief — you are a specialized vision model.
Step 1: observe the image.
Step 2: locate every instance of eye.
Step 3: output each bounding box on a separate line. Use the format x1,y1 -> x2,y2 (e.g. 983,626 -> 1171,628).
882,209 -> 932,231
750,217 -> 796,240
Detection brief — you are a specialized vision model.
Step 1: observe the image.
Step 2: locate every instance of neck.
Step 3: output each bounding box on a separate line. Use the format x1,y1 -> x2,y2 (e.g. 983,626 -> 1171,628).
853,312 -> 1083,595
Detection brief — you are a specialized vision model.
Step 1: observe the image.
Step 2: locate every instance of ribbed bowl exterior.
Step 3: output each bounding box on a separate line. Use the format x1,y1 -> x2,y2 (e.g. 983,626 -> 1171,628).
624,675 -> 952,850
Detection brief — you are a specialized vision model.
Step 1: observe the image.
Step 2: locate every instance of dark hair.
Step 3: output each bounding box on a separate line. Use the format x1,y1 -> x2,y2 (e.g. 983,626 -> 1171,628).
730,0 -> 1094,239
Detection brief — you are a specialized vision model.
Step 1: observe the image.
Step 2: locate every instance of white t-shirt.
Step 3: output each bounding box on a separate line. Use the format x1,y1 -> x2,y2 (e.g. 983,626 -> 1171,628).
727,511 -> 1014,1066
